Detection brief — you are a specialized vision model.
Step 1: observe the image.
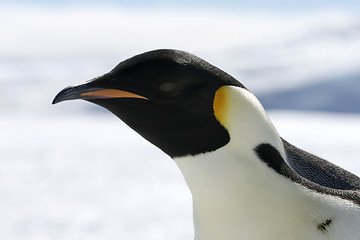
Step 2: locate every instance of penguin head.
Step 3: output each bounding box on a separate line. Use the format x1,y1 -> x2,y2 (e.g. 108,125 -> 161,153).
53,49 -> 276,158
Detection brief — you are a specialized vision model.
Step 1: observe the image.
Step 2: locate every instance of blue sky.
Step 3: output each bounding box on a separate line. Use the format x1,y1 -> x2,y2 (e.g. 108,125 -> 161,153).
2,0 -> 360,11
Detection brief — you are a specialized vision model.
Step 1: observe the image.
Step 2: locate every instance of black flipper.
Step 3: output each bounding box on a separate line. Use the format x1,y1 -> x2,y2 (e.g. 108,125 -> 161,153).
282,139 -> 360,191
255,140 -> 360,205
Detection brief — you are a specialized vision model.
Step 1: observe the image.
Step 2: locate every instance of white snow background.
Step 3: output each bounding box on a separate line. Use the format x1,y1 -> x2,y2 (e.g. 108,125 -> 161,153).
0,4 -> 360,240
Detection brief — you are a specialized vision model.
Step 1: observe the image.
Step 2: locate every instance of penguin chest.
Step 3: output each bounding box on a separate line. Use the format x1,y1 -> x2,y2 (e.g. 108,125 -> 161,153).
174,148 -> 360,240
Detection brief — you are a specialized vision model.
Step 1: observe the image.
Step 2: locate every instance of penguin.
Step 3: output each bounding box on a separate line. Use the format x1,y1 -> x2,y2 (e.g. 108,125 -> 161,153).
53,49 -> 360,240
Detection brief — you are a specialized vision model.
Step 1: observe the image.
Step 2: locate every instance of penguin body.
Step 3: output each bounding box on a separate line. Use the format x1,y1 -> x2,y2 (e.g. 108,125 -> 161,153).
175,86 -> 360,240
53,49 -> 360,239
176,144 -> 360,240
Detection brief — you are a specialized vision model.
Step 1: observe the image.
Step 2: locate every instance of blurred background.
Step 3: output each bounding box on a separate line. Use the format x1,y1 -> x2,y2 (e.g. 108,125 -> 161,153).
1,1 -> 360,239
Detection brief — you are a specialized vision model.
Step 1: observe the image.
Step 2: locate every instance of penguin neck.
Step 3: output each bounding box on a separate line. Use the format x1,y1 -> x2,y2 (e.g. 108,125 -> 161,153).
174,146 -> 291,240
173,87 -> 360,239
173,87 -> 288,239
214,86 -> 285,154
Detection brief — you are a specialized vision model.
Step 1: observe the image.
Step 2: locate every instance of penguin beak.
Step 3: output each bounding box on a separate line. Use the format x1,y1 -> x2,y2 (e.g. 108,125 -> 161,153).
52,83 -> 147,105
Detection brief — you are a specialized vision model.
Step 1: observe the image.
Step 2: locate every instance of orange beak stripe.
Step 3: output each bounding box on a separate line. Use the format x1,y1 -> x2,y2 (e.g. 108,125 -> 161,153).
80,89 -> 147,100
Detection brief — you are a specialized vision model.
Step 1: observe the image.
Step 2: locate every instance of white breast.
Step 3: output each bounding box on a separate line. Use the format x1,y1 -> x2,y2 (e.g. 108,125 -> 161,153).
174,147 -> 360,240
173,86 -> 360,240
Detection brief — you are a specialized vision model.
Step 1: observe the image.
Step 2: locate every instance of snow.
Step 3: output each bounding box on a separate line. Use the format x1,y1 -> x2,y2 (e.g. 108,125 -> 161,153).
0,114 -> 193,240
1,111 -> 359,240
0,5 -> 359,240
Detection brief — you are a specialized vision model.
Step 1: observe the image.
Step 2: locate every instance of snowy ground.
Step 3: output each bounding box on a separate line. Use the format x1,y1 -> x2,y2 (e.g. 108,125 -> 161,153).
0,114 -> 192,240
1,111 -> 360,240
1,5 -> 360,240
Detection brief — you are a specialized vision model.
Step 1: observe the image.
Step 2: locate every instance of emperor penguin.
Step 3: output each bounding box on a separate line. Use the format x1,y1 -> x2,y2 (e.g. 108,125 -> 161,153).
53,49 -> 360,240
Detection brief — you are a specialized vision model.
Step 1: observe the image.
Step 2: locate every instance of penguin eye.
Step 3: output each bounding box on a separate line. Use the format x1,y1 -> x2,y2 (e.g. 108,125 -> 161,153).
159,82 -> 177,92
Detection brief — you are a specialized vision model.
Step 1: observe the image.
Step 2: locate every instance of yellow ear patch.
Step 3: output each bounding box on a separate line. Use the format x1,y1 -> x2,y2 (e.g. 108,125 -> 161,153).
213,86 -> 230,127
